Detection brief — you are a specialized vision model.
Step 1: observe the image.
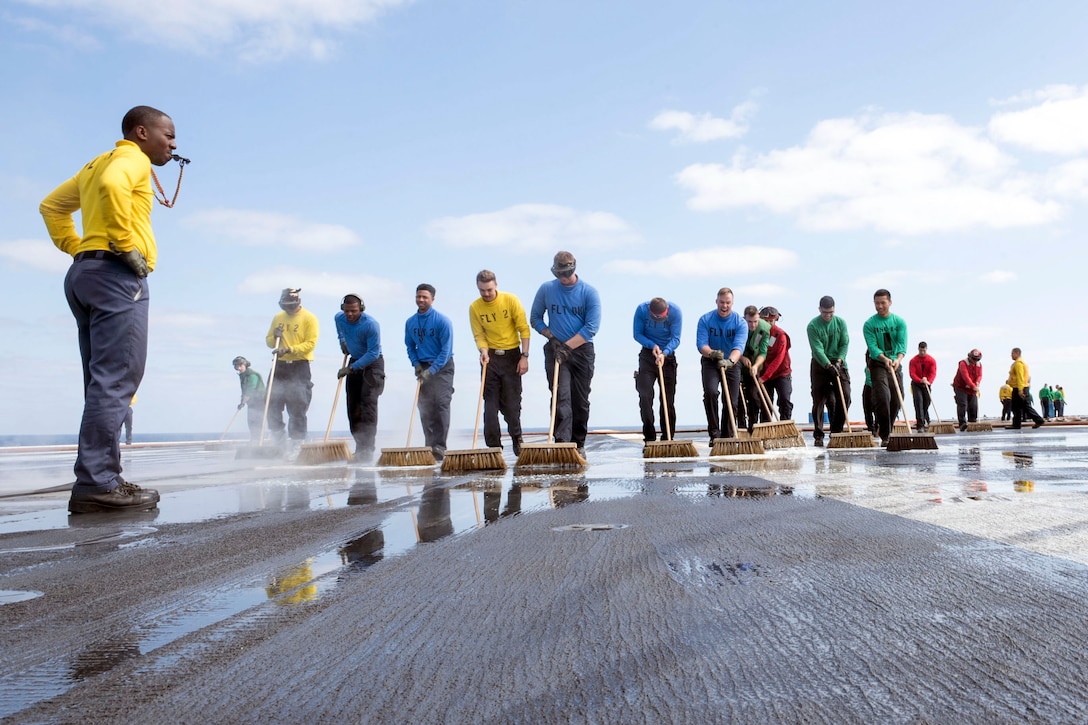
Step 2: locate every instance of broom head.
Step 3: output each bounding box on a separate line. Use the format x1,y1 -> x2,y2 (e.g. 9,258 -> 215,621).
751,421 -> 801,440
515,442 -> 586,469
762,432 -> 807,449
966,421 -> 993,432
893,422 -> 912,435
927,422 -> 958,435
710,437 -> 766,456
886,433 -> 939,451
296,440 -> 353,464
377,446 -> 436,467
827,432 -> 877,449
441,447 -> 507,472
643,439 -> 699,459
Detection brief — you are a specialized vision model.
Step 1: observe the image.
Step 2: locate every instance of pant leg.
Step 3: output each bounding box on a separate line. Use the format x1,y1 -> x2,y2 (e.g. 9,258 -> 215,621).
543,346 -> 573,443
723,364 -> 741,438
661,354 -> 678,440
267,362 -> 290,441
701,358 -> 722,440
767,375 -> 794,420
869,362 -> 899,441
741,372 -> 760,431
122,407 -> 134,443
966,390 -> 978,422
634,349 -> 658,442
863,384 -> 875,433
911,382 -> 927,428
809,359 -> 834,442
567,344 -> 595,447
345,366 -> 365,448
954,389 -> 968,427
419,360 -> 455,454
482,354 -> 504,448
357,356 -> 385,452
494,352 -> 523,445
246,402 -> 264,440
64,259 -> 149,492
283,361 -> 313,440
830,368 -> 851,434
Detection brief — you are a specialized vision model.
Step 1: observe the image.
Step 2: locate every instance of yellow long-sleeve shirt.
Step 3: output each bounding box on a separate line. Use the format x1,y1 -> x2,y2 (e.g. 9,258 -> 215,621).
469,291 -> 530,351
39,140 -> 158,270
266,308 -> 320,361
999,384 -> 1012,402
1007,359 -> 1030,389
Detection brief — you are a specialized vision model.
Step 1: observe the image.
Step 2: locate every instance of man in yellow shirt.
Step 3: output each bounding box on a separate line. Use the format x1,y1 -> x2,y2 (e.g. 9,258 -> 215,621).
469,270 -> 530,455
1007,347 -> 1044,430
40,105 -> 176,513
266,288 -> 320,448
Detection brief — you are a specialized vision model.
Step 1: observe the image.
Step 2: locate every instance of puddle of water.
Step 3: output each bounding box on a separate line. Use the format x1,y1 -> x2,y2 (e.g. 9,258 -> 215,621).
0,589 -> 43,605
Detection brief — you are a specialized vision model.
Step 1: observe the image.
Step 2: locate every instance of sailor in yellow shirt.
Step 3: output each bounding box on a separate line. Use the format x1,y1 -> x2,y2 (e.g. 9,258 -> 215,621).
469,270 -> 531,454
39,105 -> 176,514
266,288 -> 320,446
1006,347 -> 1044,429
999,383 -> 1013,421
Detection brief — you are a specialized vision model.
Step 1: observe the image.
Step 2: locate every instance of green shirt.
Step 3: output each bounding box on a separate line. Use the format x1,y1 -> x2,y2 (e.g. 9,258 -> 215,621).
807,315 -> 850,368
863,313 -> 907,361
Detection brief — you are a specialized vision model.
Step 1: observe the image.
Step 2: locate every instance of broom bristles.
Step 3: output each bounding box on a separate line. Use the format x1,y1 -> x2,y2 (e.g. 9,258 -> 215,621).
441,448 -> 507,472
827,432 -> 877,449
762,433 -> 806,449
966,422 -> 993,432
296,441 -> 353,464
887,433 -> 939,451
377,446 -> 436,467
515,443 -> 586,468
710,438 -> 765,456
927,422 -> 958,435
643,440 -> 699,459
751,421 -> 801,440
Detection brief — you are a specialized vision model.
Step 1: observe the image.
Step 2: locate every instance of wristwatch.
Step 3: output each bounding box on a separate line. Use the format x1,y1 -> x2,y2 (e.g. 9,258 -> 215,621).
521,350 -> 530,358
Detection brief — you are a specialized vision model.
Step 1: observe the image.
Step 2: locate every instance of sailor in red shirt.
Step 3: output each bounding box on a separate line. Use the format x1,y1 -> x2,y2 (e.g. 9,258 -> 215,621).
952,349 -> 983,431
908,341 -> 936,432
758,306 -> 794,421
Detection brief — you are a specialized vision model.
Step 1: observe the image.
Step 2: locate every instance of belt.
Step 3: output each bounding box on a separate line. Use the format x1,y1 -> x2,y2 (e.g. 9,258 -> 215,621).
74,250 -> 125,263
489,347 -> 522,356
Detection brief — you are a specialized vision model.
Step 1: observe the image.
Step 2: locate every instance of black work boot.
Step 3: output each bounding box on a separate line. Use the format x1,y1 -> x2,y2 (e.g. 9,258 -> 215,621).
69,479 -> 160,514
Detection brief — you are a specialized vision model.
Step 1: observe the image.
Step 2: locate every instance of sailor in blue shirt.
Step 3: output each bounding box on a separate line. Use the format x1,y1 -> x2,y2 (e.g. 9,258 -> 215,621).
633,298 -> 682,443
695,287 -> 748,441
530,251 -> 601,457
404,283 -> 455,461
335,294 -> 385,461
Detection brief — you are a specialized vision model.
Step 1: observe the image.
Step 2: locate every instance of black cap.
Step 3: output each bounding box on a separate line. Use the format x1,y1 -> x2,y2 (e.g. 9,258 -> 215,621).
819,295 -> 835,309
759,306 -> 780,318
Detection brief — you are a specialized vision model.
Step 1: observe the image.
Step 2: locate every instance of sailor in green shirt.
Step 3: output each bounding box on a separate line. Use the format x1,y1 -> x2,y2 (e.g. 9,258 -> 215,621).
862,288 -> 908,446
740,305 -> 771,431
806,295 -> 851,446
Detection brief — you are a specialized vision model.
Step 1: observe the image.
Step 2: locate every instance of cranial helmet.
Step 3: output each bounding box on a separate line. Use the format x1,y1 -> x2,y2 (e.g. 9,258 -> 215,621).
279,288 -> 302,311
233,356 -> 250,368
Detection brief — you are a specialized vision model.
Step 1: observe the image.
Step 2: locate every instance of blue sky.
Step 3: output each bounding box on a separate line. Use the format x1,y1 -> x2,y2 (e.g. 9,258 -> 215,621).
2,1 -> 1085,437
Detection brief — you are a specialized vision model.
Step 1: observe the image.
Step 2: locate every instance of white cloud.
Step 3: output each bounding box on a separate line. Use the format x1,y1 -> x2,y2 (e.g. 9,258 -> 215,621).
990,84 -> 1082,107
238,266 -> 402,301
649,100 -> 758,143
989,86 -> 1088,154
12,0 -> 411,62
849,269 -> 939,290
1046,159 -> 1088,200
0,240 -> 72,273
604,246 -> 797,278
675,112 -> 1063,235
183,209 -> 362,252
426,204 -> 640,252
980,270 -> 1017,284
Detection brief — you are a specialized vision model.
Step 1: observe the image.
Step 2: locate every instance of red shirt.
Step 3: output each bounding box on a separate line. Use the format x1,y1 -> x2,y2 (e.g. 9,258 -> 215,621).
909,353 -> 937,385
760,323 -> 792,381
952,359 -> 983,391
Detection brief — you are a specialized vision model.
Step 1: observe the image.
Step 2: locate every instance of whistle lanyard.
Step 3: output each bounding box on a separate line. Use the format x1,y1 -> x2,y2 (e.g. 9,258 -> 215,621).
150,158 -> 188,208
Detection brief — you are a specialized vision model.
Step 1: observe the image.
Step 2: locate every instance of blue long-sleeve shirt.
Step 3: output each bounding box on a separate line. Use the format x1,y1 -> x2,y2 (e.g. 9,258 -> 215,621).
404,308 -> 454,374
530,278 -> 601,343
633,301 -> 682,356
695,310 -> 748,355
335,311 -> 381,370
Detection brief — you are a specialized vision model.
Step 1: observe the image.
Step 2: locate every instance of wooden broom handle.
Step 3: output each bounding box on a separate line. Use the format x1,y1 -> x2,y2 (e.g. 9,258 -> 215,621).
657,361 -> 672,440
720,366 -> 739,438
323,353 -> 349,443
471,361 -> 487,450
888,361 -> 911,427
834,373 -> 854,433
258,336 -> 281,444
407,378 -> 423,447
754,375 -> 775,421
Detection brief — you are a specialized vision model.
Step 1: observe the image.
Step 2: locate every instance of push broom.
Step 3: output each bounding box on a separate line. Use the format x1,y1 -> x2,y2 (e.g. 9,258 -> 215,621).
516,358 -> 586,468
924,383 -> 958,435
827,374 -> 876,448
442,360 -> 506,472
887,364 -> 938,451
237,336 -> 285,460
710,367 -> 764,456
751,376 -> 805,448
298,353 -> 354,464
966,390 -> 993,431
643,362 -> 697,458
377,379 -> 436,467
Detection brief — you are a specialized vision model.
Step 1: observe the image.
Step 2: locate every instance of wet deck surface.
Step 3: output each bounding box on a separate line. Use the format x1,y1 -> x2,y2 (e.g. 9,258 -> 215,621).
2,425 -> 1088,722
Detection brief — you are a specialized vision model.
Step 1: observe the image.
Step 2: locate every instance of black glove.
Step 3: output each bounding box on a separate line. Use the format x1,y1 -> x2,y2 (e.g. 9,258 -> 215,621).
708,349 -> 725,362
718,357 -> 734,370
419,368 -> 432,383
274,324 -> 285,338
827,362 -> 840,378
108,241 -> 149,278
340,341 -> 349,355
237,402 -> 245,411
413,363 -> 425,380
549,338 -> 572,363
273,346 -> 290,356
337,366 -> 352,379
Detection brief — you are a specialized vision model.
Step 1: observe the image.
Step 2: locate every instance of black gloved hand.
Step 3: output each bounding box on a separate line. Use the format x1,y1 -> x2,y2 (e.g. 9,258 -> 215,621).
419,368 -> 432,383
273,346 -> 290,356
708,349 -> 725,362
827,362 -> 840,378
237,402 -> 245,411
718,357 -> 734,370
548,338 -> 572,364
274,324 -> 285,338
340,341 -> 349,355
337,366 -> 352,379
108,242 -> 149,278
